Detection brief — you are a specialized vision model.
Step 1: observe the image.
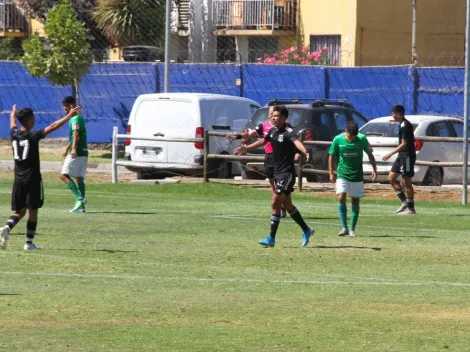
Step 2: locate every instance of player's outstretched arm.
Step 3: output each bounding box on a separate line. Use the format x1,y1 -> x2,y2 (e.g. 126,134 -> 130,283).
10,105 -> 17,129
44,106 -> 81,136
293,140 -> 310,161
234,138 -> 265,155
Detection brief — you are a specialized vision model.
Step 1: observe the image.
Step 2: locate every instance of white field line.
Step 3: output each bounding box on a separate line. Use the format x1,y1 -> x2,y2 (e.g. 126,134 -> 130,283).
1,270 -> 469,287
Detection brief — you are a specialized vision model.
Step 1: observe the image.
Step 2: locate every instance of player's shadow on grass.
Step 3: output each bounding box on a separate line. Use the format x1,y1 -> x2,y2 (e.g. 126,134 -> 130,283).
367,235 -> 437,239
86,211 -> 159,215
303,216 -> 340,220
0,293 -> 21,296
284,245 -> 382,251
60,248 -> 139,254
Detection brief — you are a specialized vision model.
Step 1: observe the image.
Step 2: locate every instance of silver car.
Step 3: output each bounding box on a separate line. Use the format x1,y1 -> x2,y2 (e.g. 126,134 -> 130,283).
360,115 -> 466,185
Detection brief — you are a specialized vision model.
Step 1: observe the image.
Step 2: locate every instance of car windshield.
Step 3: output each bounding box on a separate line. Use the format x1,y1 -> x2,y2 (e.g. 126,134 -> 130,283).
360,122 -> 418,137
249,108 -> 307,128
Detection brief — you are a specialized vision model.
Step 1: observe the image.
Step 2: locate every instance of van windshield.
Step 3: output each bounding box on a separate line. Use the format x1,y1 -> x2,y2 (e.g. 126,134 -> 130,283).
360,122 -> 418,137
250,108 -> 307,128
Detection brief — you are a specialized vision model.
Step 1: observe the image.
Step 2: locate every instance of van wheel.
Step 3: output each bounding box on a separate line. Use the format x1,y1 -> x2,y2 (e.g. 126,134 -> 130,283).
207,159 -> 232,179
136,170 -> 167,180
422,167 -> 443,186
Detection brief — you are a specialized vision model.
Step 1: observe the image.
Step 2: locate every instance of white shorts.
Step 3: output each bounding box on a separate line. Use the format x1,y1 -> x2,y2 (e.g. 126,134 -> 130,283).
61,156 -> 88,178
336,179 -> 365,198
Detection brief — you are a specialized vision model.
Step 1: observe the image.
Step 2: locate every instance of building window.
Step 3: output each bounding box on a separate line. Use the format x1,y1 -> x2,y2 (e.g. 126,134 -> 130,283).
248,36 -> 279,63
310,35 -> 341,66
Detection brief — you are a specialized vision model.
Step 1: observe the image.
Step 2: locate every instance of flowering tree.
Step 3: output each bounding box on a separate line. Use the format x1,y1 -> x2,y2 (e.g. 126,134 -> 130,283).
257,45 -> 330,65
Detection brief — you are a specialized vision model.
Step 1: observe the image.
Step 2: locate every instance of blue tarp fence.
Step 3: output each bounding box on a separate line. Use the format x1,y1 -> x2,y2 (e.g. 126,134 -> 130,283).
0,62 -> 464,142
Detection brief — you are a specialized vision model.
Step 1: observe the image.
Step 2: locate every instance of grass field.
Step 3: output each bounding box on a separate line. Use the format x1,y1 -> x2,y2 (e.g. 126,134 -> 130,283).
0,177 -> 469,351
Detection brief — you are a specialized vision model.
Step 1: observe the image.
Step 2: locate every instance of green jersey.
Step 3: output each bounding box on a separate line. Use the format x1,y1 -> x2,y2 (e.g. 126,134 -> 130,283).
69,114 -> 88,157
329,133 -> 373,182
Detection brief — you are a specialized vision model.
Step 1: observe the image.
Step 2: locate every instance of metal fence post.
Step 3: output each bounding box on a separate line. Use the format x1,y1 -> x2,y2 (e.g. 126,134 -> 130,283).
112,126 -> 118,184
203,130 -> 210,183
298,131 -> 304,192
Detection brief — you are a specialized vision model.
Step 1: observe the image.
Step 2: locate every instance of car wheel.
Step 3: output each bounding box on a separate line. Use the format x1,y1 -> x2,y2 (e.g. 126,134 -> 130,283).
207,158 -> 232,179
422,167 -> 443,186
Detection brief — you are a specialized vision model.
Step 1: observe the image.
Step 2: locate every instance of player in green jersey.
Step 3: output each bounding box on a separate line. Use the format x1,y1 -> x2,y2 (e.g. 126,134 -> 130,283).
59,96 -> 88,213
328,121 -> 377,237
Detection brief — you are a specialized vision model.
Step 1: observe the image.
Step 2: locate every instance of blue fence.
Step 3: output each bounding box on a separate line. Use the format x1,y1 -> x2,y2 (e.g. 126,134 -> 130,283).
0,62 -> 465,142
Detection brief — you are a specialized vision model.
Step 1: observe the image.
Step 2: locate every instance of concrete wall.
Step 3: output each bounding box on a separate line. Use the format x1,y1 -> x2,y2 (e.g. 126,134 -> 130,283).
357,0 -> 465,66
299,0 -> 358,67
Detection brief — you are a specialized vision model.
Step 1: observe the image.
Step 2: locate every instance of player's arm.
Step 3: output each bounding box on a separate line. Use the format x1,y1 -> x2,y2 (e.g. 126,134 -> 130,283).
10,104 -> 17,129
226,124 -> 262,141
71,129 -> 79,159
328,138 -> 338,183
233,138 -> 266,155
383,126 -> 412,160
293,140 -> 310,161
43,107 -> 81,137
368,153 -> 377,181
328,154 -> 336,183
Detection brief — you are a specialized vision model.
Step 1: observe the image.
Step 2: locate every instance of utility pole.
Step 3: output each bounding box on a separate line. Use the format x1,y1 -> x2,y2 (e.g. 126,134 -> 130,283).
463,0 -> 470,204
411,0 -> 418,65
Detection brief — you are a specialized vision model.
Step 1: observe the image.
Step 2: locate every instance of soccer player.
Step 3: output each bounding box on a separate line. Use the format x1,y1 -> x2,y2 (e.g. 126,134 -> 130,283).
0,104 -> 81,250
328,121 -> 377,237
383,105 -> 417,215
59,96 -> 88,213
234,105 -> 314,247
228,106 -> 292,217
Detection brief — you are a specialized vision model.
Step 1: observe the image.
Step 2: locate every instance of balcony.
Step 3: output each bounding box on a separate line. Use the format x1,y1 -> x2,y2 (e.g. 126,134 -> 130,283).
0,1 -> 26,37
213,0 -> 297,36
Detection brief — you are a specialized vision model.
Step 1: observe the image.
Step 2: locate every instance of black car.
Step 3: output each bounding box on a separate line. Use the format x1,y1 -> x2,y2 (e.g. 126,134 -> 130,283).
122,46 -> 164,62
242,98 -> 369,182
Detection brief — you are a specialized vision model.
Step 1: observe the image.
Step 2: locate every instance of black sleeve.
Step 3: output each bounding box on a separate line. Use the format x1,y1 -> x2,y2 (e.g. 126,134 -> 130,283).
264,132 -> 271,142
286,130 -> 299,142
405,124 -> 414,141
10,127 -> 18,138
30,129 -> 46,142
254,123 -> 263,136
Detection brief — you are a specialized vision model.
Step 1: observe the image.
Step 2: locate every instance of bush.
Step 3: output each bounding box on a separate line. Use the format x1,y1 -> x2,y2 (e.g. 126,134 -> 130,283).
257,45 -> 329,65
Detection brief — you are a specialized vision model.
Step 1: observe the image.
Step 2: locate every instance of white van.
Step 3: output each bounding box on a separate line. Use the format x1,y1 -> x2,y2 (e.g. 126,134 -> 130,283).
124,93 -> 260,179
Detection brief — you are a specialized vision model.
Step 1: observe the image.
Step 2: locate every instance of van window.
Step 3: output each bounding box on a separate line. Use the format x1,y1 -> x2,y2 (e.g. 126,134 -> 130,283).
361,122 -> 418,137
350,112 -> 368,129
450,121 -> 464,138
333,111 -> 348,134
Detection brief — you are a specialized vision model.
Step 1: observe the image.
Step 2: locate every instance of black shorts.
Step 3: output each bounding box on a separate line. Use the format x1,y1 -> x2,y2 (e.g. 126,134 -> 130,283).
391,154 -> 415,178
12,179 -> 44,211
264,154 -> 275,179
274,172 -> 296,196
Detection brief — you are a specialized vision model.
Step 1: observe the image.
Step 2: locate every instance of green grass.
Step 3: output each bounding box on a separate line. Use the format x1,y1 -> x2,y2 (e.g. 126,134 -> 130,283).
0,181 -> 469,351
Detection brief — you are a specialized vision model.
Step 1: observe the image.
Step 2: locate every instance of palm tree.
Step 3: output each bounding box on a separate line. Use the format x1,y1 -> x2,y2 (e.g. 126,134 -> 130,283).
93,0 -> 165,47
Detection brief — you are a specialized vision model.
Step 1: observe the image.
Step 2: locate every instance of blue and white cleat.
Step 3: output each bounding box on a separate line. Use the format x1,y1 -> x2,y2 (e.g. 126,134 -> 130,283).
302,227 -> 314,247
258,236 -> 275,247
24,243 -> 41,250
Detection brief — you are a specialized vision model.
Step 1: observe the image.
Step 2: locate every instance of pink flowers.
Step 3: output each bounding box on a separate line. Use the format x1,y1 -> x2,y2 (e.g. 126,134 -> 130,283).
257,45 -> 330,66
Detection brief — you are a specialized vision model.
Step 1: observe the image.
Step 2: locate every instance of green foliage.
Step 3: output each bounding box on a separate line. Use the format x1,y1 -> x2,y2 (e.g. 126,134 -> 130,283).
0,38 -> 24,60
21,0 -> 93,86
93,0 -> 165,47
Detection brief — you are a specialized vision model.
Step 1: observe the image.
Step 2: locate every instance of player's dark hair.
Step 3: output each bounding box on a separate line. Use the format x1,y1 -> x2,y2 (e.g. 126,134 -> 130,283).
62,96 -> 76,105
391,104 -> 405,115
346,121 -> 359,136
17,108 -> 34,126
273,105 -> 289,119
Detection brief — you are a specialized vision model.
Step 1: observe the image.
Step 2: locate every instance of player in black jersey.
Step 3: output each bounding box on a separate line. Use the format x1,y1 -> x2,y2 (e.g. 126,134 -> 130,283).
0,104 -> 81,250
383,105 -> 417,215
234,105 -> 314,247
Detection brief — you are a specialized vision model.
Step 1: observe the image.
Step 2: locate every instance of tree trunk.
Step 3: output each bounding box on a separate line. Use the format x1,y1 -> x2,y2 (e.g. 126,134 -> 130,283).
73,78 -> 81,106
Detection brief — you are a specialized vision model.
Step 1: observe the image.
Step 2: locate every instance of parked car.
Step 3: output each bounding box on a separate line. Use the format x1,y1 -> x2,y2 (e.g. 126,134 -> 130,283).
360,115 -> 467,185
122,46 -> 164,62
124,93 -> 260,179
242,98 -> 369,182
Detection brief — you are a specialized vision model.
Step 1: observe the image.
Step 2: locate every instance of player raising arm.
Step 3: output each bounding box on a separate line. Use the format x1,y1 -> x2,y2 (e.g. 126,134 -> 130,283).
234,105 -> 314,247
0,104 -> 81,250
